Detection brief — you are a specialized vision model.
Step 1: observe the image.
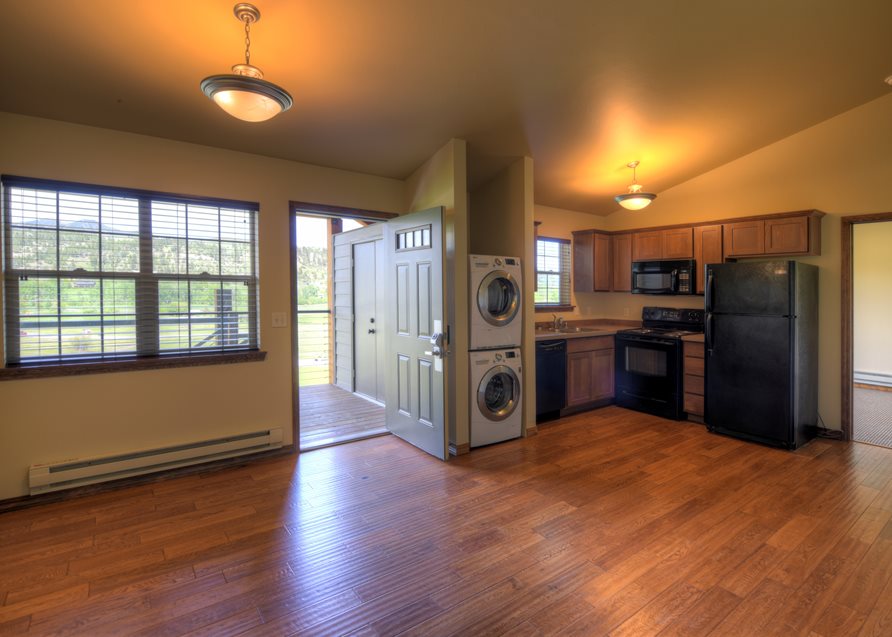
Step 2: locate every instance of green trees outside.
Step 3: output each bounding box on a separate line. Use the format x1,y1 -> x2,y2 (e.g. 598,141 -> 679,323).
11,192 -> 255,359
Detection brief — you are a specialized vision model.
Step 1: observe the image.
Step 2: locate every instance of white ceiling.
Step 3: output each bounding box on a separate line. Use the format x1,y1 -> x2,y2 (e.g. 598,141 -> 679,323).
2,0 -> 891,214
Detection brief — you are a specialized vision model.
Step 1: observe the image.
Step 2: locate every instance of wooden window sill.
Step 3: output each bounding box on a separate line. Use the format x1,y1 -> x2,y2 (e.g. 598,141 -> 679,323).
535,305 -> 576,313
0,350 -> 267,381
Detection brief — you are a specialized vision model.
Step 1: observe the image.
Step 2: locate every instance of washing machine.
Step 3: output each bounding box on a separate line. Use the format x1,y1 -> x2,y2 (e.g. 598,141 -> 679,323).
469,254 -> 522,351
470,348 -> 523,447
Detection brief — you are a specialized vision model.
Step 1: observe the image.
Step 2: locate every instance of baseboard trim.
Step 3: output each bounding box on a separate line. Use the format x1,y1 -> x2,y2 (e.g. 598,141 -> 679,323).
523,424 -> 538,437
0,445 -> 296,514
854,371 -> 892,388
449,442 -> 470,456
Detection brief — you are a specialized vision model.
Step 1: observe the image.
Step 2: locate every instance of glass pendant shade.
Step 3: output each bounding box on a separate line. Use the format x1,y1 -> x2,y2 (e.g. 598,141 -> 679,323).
201,72 -> 293,123
615,188 -> 657,210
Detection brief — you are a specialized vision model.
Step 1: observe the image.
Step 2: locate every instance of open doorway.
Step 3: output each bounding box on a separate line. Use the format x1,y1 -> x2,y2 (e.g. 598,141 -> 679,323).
291,204 -> 395,450
843,212 -> 892,446
851,219 -> 892,447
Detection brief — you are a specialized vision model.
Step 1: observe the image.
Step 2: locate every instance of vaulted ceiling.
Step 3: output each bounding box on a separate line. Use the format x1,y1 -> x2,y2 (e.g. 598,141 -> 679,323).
2,0 -> 891,214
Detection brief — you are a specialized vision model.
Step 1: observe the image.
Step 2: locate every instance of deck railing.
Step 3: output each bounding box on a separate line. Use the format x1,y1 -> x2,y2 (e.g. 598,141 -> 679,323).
297,310 -> 330,386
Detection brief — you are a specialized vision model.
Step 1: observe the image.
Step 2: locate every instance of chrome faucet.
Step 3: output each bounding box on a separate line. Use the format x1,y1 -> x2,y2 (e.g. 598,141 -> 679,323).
552,314 -> 566,331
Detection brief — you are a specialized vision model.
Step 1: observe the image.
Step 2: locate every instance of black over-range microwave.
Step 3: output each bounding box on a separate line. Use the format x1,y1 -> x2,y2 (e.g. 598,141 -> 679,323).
631,259 -> 696,295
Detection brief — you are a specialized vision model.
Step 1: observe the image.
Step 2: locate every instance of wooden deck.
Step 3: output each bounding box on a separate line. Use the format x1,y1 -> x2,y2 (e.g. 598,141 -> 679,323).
3,406 -> 892,635
298,383 -> 387,449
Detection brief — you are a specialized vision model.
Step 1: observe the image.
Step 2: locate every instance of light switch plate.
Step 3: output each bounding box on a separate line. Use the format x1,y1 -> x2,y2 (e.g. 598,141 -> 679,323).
271,312 -> 288,328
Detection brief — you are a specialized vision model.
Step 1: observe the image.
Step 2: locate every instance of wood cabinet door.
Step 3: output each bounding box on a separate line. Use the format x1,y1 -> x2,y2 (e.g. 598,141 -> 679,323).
693,224 -> 723,294
765,216 -> 808,254
591,348 -> 615,401
572,231 -> 594,292
724,221 -> 765,257
632,230 -> 662,261
611,233 -> 632,291
593,233 -> 611,291
566,351 -> 594,406
661,227 -> 694,259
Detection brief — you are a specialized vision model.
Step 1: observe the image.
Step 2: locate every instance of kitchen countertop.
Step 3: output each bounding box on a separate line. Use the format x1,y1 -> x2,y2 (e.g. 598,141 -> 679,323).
534,321 -> 637,341
681,333 -> 705,343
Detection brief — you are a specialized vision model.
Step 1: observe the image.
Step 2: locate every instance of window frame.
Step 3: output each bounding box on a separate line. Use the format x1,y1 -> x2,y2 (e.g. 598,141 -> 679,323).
534,235 -> 574,312
1,175 -> 264,378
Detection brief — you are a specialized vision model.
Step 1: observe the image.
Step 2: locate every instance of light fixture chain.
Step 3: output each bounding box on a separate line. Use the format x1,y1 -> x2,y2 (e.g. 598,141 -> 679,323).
244,20 -> 251,65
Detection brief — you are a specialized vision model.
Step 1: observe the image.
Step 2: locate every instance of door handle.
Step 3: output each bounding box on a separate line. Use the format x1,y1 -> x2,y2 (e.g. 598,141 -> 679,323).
705,314 -> 714,351
425,332 -> 446,359
368,329 -> 376,334
705,269 -> 714,312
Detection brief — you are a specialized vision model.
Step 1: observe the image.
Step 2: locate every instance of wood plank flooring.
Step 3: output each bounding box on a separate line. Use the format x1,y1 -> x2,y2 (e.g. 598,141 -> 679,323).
298,384 -> 386,449
3,406 -> 892,636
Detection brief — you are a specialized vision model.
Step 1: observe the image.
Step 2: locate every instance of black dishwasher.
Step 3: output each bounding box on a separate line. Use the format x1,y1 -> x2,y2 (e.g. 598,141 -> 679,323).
536,339 -> 566,421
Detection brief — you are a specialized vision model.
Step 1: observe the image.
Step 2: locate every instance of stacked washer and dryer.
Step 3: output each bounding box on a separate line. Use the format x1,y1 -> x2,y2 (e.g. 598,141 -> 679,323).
469,255 -> 524,448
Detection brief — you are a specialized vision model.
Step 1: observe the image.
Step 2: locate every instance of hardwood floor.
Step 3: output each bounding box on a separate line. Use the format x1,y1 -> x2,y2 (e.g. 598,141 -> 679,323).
299,384 -> 387,449
3,406 -> 892,636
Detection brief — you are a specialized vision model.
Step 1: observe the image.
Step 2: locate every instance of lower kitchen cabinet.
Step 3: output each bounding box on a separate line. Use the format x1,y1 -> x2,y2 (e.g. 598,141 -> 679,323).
565,336 -> 614,410
683,339 -> 705,420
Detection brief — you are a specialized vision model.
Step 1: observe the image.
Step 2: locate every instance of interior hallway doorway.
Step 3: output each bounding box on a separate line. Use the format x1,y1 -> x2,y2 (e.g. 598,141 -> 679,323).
851,219 -> 892,448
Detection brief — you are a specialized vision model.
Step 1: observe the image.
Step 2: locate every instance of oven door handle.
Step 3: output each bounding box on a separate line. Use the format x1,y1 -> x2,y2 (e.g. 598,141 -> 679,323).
616,335 -> 675,346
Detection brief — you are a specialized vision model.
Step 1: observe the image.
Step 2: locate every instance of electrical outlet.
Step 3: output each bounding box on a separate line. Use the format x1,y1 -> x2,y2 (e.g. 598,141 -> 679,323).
623,307 -> 631,317
271,312 -> 288,328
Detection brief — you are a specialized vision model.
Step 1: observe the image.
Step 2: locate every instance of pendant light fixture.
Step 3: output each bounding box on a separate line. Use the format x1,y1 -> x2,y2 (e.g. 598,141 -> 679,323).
200,3 -> 292,123
615,160 -> 657,210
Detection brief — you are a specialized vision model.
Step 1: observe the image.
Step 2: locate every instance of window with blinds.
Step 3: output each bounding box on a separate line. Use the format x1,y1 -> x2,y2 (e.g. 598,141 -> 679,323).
534,237 -> 571,306
2,176 -> 259,365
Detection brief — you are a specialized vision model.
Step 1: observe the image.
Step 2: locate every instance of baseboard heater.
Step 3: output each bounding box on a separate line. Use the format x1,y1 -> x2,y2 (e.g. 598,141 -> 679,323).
28,428 -> 284,495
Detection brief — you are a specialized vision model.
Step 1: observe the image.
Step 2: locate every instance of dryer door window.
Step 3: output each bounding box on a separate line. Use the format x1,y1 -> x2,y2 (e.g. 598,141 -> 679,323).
477,271 -> 520,327
477,365 -> 520,421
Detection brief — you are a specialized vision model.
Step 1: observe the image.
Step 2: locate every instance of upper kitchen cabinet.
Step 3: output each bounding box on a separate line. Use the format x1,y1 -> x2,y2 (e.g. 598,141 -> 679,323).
633,228 -> 693,261
724,211 -> 823,258
632,230 -> 662,261
661,227 -> 694,259
611,233 -> 632,292
693,224 -> 722,294
723,220 -> 765,256
573,230 -> 611,292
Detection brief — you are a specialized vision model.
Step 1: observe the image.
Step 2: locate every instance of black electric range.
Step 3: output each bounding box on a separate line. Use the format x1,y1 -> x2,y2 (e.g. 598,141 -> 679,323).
614,307 -> 705,420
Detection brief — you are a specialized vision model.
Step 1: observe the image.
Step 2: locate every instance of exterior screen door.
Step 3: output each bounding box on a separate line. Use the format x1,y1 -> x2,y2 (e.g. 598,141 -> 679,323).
385,207 -> 447,460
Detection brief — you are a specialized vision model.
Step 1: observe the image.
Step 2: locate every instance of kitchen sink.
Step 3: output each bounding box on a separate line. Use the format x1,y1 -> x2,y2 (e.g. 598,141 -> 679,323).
536,326 -> 600,334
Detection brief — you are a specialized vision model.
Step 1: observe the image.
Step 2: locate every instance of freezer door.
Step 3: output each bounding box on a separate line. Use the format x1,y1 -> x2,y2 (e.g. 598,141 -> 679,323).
706,313 -> 792,445
706,261 -> 792,316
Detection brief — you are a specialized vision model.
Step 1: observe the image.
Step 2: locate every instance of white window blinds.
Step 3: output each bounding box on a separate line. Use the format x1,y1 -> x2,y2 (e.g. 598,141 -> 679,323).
534,237 -> 571,306
2,176 -> 259,365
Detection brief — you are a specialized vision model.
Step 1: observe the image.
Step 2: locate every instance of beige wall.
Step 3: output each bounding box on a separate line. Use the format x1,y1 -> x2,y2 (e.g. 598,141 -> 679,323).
533,205 -> 611,321
0,112 -> 405,500
404,139 -> 470,450
853,221 -> 892,377
469,157 -> 536,436
542,93 -> 892,429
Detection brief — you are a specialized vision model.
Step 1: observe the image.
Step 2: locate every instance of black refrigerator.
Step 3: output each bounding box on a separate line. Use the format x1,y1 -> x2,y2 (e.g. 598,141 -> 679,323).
704,260 -> 818,449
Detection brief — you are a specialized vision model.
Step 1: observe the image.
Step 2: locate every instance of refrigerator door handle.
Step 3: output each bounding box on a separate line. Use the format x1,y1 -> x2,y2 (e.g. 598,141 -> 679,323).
706,314 -> 714,351
705,269 -> 714,312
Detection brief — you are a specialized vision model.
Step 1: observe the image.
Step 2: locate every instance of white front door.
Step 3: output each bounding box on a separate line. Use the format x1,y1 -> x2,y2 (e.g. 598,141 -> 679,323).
353,240 -> 378,401
385,207 -> 447,460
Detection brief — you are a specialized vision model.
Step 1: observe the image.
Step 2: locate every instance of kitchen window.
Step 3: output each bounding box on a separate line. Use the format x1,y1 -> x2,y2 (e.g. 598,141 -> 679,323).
534,236 -> 572,309
1,175 -> 260,373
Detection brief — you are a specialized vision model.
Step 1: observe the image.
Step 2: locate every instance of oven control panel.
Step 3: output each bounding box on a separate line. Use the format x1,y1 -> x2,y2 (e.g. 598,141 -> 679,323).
642,307 -> 705,325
